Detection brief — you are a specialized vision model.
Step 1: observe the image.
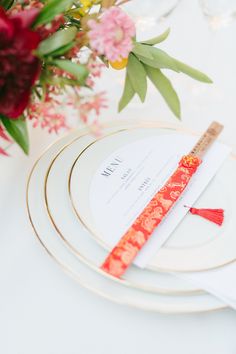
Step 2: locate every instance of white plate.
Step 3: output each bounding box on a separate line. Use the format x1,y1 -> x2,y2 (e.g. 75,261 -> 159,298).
45,126 -> 201,294
69,125 -> 235,272
26,120 -> 226,313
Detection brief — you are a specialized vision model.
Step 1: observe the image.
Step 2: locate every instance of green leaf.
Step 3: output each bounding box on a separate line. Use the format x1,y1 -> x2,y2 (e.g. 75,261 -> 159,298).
33,0 -> 74,26
53,59 -> 89,85
127,54 -> 147,102
118,71 -> 135,112
37,27 -> 77,56
132,43 -> 154,59
1,116 -> 29,154
141,28 -> 170,46
0,0 -> 14,9
136,47 -> 179,72
46,42 -> 75,57
144,65 -> 181,119
173,59 -> 213,83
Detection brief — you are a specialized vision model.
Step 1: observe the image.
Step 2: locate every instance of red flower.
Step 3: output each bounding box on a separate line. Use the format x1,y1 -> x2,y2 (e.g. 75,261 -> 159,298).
0,7 -> 41,119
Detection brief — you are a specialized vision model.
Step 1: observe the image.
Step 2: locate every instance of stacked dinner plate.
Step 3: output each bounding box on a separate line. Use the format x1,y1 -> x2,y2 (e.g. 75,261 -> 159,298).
27,119 -> 236,313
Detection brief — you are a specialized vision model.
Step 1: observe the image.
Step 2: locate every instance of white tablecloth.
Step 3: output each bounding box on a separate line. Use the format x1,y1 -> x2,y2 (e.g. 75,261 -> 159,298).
1,1 -> 236,353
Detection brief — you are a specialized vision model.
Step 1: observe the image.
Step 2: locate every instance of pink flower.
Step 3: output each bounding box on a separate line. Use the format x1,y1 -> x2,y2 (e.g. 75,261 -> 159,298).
86,55 -> 105,88
77,92 -> 108,123
88,7 -> 135,62
0,125 -> 11,156
27,96 -> 68,134
87,56 -> 105,78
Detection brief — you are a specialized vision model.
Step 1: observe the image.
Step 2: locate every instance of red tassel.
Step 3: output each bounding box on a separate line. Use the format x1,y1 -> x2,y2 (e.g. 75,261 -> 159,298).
187,207 -> 224,226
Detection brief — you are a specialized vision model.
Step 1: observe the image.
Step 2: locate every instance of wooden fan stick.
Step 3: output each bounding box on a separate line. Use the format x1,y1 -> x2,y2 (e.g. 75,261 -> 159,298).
190,121 -> 223,157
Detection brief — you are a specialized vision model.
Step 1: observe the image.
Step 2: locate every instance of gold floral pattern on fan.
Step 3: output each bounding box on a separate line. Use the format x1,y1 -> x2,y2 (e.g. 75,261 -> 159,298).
101,155 -> 202,278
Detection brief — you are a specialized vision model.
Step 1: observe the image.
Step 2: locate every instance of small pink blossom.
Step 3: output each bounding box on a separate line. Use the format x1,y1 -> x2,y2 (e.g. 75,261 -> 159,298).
87,56 -> 105,78
86,55 -> 105,88
27,96 -> 68,134
88,7 -> 135,62
86,77 -> 95,88
0,126 -> 11,156
65,90 -> 107,135
0,147 -> 8,156
0,126 -> 11,143
78,92 -> 108,123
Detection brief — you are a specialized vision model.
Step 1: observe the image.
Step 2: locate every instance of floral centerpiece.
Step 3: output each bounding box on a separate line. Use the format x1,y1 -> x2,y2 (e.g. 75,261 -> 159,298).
0,0 -> 212,156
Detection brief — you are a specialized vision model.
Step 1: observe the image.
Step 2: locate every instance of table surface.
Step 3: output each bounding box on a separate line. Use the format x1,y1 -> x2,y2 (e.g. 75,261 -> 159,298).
1,1 -> 236,353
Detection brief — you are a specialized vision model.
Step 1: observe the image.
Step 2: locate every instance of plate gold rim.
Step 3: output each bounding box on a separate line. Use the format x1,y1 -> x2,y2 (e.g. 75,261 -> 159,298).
26,119 -> 228,313
68,124 -> 236,273
45,123 -> 203,295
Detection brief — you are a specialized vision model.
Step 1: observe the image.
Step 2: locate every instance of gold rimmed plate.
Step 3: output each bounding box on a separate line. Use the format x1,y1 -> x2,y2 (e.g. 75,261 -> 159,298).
27,119 -> 226,313
45,123 -> 202,294
69,123 -> 235,272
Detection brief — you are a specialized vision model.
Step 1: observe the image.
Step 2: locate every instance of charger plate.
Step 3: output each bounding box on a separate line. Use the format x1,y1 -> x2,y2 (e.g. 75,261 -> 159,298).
26,119 -> 226,313
69,123 -> 235,272
44,125 -> 201,294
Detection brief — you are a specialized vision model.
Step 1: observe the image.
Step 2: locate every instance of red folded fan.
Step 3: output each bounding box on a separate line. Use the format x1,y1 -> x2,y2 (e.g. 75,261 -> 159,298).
101,122 -> 224,278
